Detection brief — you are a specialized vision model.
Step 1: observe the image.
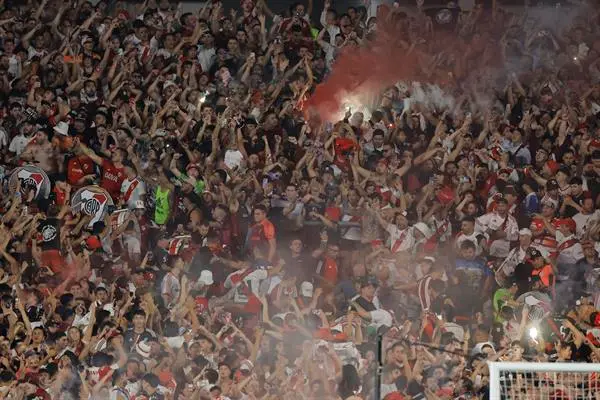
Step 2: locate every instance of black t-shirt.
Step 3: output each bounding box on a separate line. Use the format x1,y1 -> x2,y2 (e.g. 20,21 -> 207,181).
123,328 -> 155,352
282,251 -> 311,282
38,217 -> 60,251
563,192 -> 585,218
514,262 -> 534,296
244,136 -> 265,155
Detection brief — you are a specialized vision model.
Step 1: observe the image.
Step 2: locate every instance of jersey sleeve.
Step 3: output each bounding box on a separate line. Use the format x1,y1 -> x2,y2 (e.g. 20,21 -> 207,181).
263,221 -> 276,240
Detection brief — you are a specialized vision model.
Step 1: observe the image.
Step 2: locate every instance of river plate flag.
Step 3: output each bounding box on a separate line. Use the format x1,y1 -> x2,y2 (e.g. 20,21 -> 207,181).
71,185 -> 114,227
9,165 -> 51,200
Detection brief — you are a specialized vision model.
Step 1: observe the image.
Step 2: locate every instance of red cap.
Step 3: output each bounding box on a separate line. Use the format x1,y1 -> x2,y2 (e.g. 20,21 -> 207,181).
436,186 -> 455,205
85,235 -> 102,250
384,393 -> 406,400
530,218 -> 545,232
546,160 -> 560,175
158,371 -> 177,389
554,218 -> 576,232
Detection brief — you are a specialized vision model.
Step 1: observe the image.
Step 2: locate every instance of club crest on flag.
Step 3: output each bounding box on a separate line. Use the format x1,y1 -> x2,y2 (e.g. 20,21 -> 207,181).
9,165 -> 51,200
71,186 -> 114,227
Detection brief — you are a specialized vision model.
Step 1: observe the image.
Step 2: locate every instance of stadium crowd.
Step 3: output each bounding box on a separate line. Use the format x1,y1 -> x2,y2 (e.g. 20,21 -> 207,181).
1,0 -> 600,399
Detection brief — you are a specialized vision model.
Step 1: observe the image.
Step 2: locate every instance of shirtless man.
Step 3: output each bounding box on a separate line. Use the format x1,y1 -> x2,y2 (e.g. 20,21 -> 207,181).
19,129 -> 60,174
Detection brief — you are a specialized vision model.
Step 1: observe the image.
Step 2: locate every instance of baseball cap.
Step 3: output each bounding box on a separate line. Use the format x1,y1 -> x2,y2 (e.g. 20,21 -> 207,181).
554,218 -> 576,232
519,228 -> 532,236
239,360 -> 254,372
85,235 -> 102,251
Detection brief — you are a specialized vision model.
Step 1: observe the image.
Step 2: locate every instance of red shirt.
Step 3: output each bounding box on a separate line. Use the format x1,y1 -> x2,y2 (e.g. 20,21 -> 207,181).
101,159 -> 125,201
248,219 -> 276,255
67,155 -> 95,187
316,257 -> 338,285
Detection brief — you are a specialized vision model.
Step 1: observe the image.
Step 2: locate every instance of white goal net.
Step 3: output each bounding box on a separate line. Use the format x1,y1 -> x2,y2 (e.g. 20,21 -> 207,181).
489,362 -> 600,399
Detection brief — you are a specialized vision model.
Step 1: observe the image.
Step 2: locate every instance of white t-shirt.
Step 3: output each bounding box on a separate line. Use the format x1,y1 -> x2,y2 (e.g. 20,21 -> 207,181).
224,149 -> 244,169
9,134 -> 30,156
122,234 -> 141,259
161,272 -> 181,308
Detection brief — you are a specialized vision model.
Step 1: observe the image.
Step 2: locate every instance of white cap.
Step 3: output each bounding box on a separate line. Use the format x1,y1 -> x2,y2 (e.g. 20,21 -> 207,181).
53,121 -> 70,136
519,228 -> 532,236
471,341 -> 496,356
413,222 -> 433,239
239,359 -> 254,371
525,295 -> 541,306
423,256 -> 436,263
163,80 -> 177,90
369,309 -> 393,329
300,281 -> 313,298
197,270 -> 214,286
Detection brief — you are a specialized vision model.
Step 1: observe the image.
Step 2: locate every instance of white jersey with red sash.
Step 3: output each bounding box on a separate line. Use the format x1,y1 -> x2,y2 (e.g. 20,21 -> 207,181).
496,246 -> 528,283
531,235 -> 558,259
417,275 -> 433,312
476,212 -> 519,258
121,177 -> 146,210
429,216 -> 452,244
386,225 -> 415,254
555,233 -> 584,270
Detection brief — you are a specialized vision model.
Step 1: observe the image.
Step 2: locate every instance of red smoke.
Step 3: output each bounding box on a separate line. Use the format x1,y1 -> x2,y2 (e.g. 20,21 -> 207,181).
305,5 -> 423,121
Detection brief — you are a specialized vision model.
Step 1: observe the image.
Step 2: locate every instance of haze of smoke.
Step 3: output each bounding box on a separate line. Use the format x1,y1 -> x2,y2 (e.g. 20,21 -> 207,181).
306,2 -> 591,121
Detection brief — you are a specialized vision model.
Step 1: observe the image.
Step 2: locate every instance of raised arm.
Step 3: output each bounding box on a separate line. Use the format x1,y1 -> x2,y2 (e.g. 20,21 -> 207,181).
79,143 -> 104,165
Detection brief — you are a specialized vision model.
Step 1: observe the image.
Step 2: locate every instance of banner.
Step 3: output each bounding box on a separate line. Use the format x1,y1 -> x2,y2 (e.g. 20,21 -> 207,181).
71,185 -> 114,227
9,165 -> 51,200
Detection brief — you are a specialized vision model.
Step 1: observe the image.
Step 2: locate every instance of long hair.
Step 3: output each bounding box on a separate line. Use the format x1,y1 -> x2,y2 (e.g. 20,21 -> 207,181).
338,364 -> 362,399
